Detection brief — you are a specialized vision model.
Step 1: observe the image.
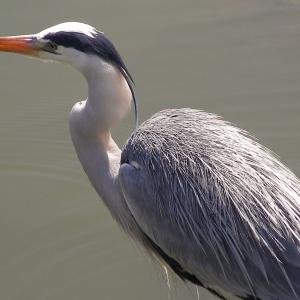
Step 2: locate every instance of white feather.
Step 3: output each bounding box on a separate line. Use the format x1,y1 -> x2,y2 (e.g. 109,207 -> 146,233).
36,22 -> 99,39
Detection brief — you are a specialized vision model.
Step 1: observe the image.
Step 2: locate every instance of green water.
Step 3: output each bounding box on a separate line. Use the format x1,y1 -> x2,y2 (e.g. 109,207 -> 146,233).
1,0 -> 300,299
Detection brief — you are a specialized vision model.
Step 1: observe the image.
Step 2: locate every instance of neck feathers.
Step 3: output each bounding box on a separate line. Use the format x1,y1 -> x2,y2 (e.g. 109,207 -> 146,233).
83,56 -> 132,133
69,55 -> 131,218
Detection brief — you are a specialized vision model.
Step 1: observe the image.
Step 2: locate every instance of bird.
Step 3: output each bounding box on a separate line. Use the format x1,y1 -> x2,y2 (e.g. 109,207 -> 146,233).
0,22 -> 300,300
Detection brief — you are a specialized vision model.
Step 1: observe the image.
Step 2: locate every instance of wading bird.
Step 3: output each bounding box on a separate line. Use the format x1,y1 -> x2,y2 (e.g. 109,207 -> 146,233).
0,22 -> 300,300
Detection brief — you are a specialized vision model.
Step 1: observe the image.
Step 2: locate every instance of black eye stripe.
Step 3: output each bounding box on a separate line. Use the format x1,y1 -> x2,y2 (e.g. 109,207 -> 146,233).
44,31 -> 134,83
44,32 -> 91,52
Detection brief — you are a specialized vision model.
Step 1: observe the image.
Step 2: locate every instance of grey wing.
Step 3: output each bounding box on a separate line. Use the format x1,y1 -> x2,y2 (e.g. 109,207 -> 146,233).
119,162 -> 252,300
118,109 -> 300,300
119,161 -> 300,300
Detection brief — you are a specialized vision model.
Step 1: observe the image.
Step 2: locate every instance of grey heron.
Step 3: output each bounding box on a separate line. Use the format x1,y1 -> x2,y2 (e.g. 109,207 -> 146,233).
0,22 -> 300,300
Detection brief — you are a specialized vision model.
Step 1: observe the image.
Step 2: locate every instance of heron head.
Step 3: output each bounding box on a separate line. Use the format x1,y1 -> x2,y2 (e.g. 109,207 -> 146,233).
35,22 -> 102,66
0,22 -> 132,76
0,22 -> 138,127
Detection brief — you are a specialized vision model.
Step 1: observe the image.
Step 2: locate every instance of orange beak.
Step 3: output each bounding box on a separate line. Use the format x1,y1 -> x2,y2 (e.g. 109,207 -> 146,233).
0,35 -> 38,56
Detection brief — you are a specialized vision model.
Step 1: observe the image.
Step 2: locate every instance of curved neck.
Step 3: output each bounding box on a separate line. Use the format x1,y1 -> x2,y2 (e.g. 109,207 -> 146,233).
69,57 -> 132,224
83,56 -> 132,132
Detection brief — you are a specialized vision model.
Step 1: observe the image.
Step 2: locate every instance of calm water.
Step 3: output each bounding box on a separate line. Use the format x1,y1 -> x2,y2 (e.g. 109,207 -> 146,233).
1,1 -> 300,299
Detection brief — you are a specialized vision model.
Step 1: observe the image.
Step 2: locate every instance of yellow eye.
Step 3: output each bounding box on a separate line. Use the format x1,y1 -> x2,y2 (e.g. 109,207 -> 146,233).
46,41 -> 58,52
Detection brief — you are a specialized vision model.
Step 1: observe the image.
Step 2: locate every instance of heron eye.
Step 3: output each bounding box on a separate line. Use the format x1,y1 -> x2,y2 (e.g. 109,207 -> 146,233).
45,41 -> 58,52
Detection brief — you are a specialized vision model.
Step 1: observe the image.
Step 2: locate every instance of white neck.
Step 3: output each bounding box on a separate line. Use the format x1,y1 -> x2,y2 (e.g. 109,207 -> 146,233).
74,56 -> 132,134
69,56 -> 132,224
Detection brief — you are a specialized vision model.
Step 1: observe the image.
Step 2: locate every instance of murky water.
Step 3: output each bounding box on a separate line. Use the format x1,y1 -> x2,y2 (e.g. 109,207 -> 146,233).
1,0 -> 300,299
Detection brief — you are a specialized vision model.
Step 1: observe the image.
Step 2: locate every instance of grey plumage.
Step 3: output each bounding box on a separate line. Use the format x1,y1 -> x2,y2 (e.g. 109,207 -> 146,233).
119,108 -> 300,300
